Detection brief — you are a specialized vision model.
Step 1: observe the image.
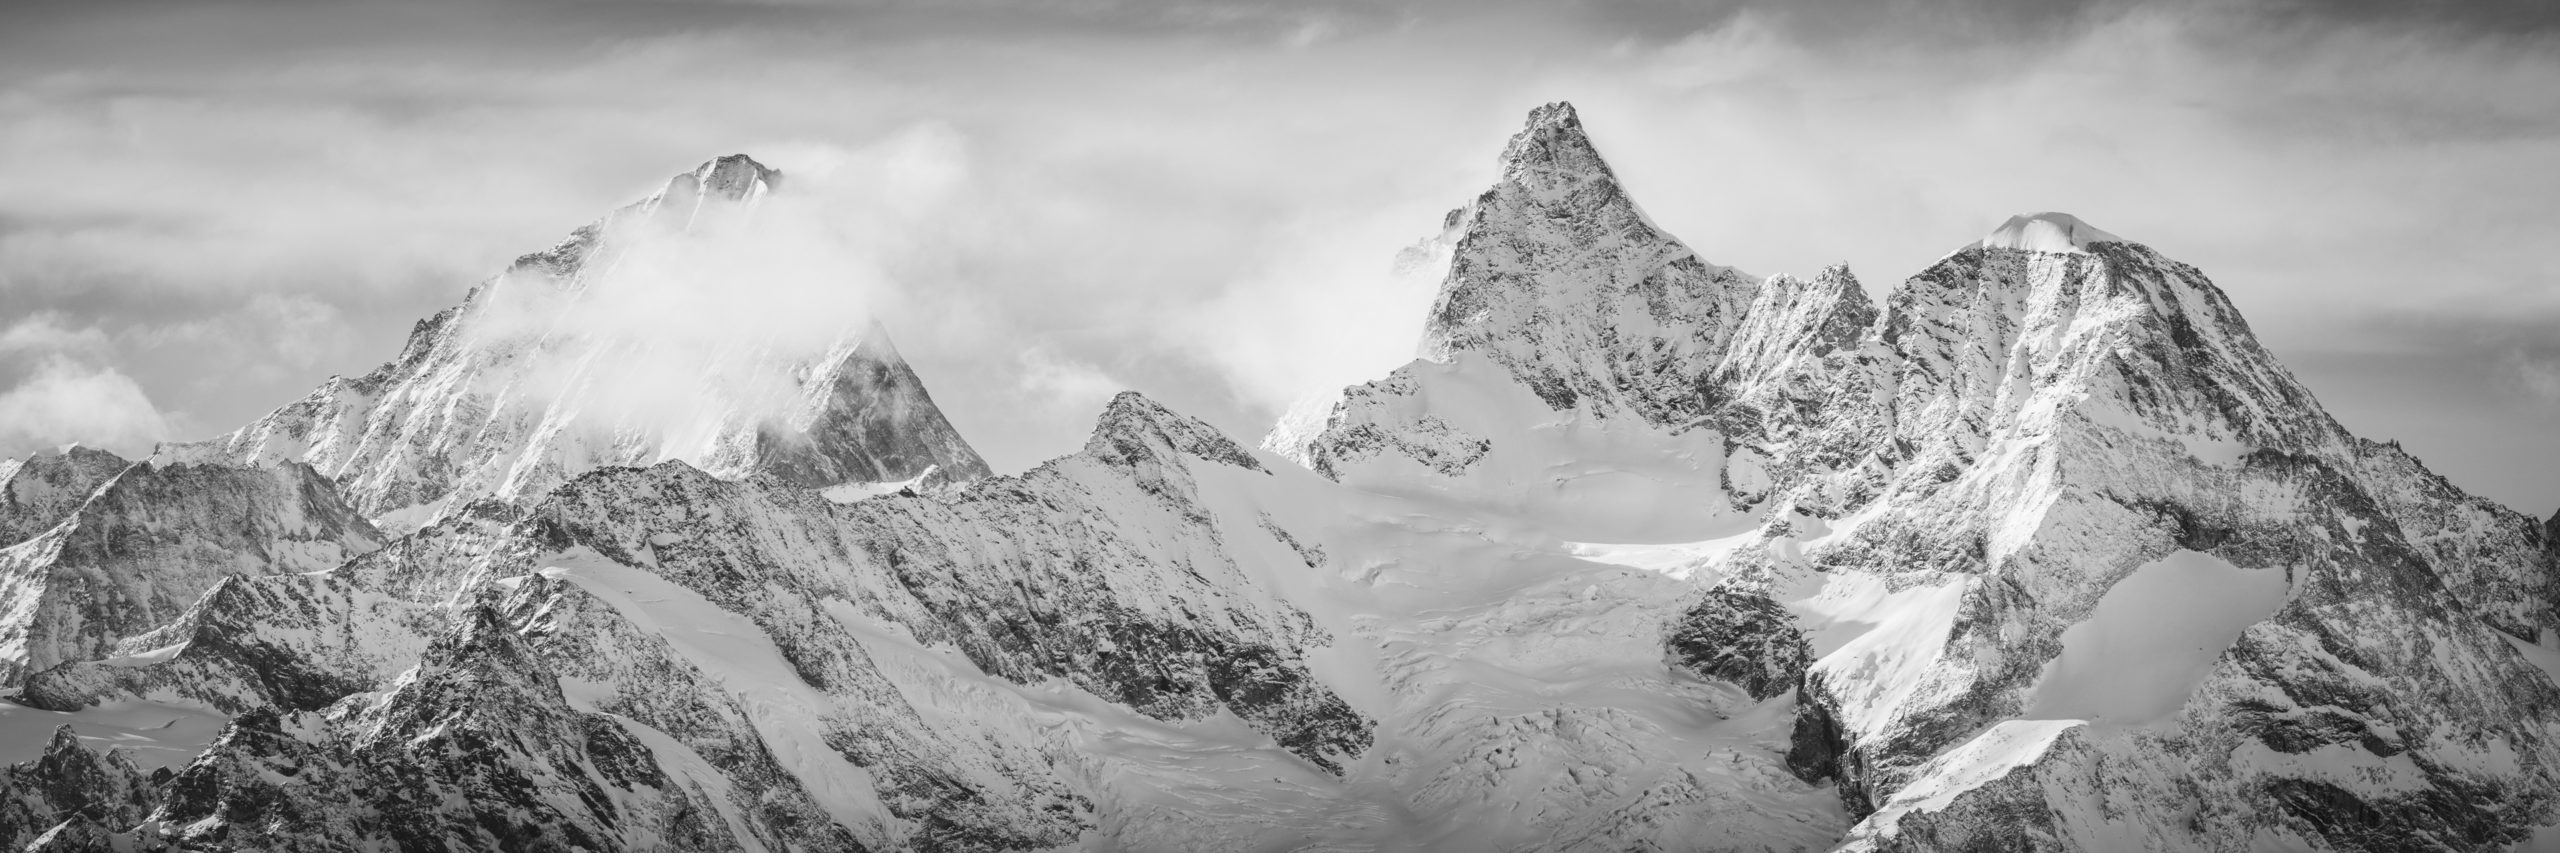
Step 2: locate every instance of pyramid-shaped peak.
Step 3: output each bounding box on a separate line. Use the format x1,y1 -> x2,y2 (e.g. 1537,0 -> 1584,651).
849,318 -> 903,363
1498,101 -> 1613,182
1979,212 -> 2127,254
1087,392 -> 1265,473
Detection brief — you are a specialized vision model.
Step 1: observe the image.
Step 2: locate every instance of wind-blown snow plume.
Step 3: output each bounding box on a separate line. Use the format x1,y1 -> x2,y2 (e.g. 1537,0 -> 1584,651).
182,137 -> 994,526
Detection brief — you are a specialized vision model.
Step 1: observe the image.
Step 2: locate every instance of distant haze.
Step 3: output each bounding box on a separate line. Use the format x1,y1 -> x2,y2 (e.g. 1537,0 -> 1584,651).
3,0 -> 2556,514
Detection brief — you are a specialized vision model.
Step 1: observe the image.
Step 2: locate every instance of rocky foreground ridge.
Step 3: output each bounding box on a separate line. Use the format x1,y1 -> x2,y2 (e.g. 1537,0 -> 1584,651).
0,103 -> 2552,852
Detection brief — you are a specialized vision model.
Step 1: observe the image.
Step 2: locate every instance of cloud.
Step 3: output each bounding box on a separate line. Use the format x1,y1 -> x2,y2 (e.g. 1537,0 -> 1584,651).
0,314 -> 176,458
0,356 -> 174,457
1174,207 -> 1446,412
136,293 -> 357,380
2503,347 -> 2560,406
1015,346 -> 1125,417
0,313 -> 110,357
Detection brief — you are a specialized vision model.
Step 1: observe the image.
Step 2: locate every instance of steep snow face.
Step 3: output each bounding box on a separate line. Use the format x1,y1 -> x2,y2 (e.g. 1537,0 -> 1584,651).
0,445 -> 129,549
0,459 -> 381,686
181,155 -> 990,529
1976,212 -> 2125,254
1417,101 -> 1761,425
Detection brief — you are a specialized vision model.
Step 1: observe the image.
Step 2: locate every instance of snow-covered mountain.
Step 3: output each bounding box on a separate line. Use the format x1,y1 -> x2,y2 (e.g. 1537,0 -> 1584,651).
0,102 -> 2554,853
0,447 -> 129,550
0,452 -> 381,687
1281,101 -> 2560,851
175,155 -> 992,531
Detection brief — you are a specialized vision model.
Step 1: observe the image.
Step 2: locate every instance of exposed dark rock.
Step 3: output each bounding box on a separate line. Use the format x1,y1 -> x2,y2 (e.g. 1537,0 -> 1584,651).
1665,588 -> 1812,701
0,728 -> 157,851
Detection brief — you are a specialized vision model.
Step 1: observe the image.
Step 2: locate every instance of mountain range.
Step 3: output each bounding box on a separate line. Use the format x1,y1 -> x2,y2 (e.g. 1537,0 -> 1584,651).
0,101 -> 2553,852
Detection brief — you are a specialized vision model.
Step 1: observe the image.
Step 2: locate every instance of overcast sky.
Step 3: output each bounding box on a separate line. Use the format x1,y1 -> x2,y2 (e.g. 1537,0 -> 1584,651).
3,0 -> 2556,515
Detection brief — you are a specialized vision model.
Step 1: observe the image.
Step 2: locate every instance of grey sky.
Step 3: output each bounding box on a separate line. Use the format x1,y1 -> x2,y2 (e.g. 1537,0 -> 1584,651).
3,0 -> 2556,514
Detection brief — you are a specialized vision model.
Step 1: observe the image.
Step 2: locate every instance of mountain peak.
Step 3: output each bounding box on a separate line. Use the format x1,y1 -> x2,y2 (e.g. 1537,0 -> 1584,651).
1086,392 -> 1265,473
0,444 -> 133,549
1496,101 -> 1612,184
662,153 -> 779,205
755,321 -> 995,490
1978,212 -> 2126,254
851,318 -> 901,363
1416,101 -> 1758,425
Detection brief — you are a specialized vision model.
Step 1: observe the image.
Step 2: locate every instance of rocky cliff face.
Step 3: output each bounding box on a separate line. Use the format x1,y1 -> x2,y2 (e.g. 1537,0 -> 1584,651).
0,459 -> 382,685
0,447 -> 130,549
1419,102 -> 1760,424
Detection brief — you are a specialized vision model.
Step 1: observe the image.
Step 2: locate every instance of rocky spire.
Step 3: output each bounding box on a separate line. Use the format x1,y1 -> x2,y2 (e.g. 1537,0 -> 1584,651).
1493,101 -> 1617,189
1418,101 -> 1761,425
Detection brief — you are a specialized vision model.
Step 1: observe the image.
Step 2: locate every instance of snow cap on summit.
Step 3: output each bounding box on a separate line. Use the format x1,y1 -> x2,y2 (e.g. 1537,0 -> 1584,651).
1978,212 -> 2125,254
664,153 -> 779,203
